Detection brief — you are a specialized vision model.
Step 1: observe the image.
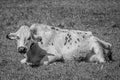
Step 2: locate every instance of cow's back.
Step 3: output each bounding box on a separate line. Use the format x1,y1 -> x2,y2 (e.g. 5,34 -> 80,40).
52,30 -> 93,60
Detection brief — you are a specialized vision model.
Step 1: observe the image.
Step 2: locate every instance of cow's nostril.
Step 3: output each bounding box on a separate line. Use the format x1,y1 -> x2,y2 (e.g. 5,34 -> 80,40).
18,47 -> 27,54
6,34 -> 10,39
23,48 -> 27,53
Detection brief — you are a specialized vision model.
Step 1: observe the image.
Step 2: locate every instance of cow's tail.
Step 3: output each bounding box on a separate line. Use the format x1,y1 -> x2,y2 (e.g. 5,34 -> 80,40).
95,37 -> 112,50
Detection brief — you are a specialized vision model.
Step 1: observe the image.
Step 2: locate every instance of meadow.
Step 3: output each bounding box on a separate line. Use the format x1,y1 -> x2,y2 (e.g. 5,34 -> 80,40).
0,0 -> 120,80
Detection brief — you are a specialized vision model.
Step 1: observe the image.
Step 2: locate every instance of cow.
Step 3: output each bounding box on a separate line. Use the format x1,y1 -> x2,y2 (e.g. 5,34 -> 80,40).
6,23 -> 113,65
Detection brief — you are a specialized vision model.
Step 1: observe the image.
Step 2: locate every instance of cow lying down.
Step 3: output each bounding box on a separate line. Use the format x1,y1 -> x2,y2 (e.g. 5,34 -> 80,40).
6,23 -> 113,65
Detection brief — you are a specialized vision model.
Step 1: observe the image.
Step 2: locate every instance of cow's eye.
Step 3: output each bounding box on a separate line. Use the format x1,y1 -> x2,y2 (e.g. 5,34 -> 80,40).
27,37 -> 31,40
17,36 -> 20,40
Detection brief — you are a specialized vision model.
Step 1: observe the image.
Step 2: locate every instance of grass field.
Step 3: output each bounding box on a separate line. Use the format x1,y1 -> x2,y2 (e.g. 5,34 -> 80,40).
0,0 -> 120,80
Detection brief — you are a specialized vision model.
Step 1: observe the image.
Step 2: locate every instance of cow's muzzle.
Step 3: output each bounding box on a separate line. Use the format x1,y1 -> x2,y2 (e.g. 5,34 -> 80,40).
18,47 -> 27,54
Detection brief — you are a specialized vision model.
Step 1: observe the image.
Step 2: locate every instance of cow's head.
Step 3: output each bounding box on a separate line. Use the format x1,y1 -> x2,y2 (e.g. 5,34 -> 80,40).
6,25 -> 31,54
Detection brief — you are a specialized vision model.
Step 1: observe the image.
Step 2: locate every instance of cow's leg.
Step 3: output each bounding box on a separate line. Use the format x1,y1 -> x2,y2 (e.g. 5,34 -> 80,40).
90,54 -> 105,63
90,43 -> 106,63
94,37 -> 113,62
20,54 -> 28,64
43,55 -> 57,65
20,58 -> 27,64
43,53 -> 63,65
42,46 -> 63,65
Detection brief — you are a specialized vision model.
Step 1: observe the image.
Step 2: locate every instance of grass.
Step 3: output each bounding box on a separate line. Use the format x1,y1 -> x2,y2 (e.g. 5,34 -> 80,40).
0,0 -> 120,80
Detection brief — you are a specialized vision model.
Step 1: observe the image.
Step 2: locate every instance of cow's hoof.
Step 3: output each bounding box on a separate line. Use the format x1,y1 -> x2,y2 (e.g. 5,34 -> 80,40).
43,61 -> 49,65
26,62 -> 33,66
20,58 -> 27,64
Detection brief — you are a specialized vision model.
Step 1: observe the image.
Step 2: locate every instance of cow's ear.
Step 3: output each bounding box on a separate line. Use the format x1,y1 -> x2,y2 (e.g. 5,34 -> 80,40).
6,33 -> 18,40
30,31 -> 36,42
30,29 -> 41,42
35,36 -> 42,42
27,36 -> 31,40
30,42 -> 35,49
31,34 -> 42,42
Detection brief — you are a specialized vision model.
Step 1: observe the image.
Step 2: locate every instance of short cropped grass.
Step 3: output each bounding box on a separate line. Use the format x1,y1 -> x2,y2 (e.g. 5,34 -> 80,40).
0,0 -> 120,80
